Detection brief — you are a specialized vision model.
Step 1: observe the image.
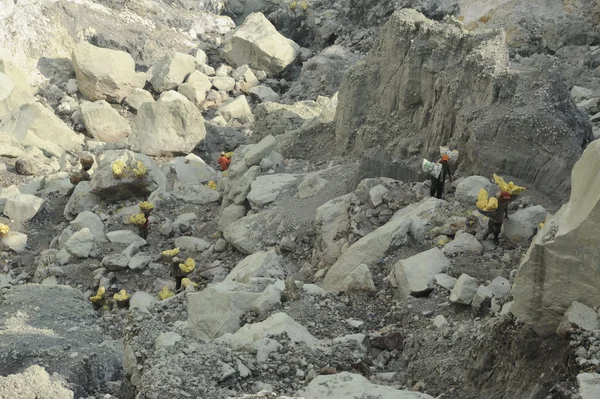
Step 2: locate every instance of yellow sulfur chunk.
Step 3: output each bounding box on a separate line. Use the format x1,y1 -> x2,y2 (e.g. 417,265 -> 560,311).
224,151 -> 234,158
162,248 -> 180,258
0,223 -> 9,238
139,201 -> 155,211
539,223 -> 545,229
159,286 -> 174,300
207,181 -> 217,190
493,174 -> 527,195
112,160 -> 126,178
179,258 -> 196,274
181,278 -> 198,289
133,161 -> 147,178
129,213 -> 147,226
90,287 -> 106,303
113,289 -> 129,301
476,188 -> 498,212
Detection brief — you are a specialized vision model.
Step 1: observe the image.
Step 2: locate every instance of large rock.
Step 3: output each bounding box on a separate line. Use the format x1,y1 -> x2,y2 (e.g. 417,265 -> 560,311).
70,211 -> 105,240
247,174 -> 298,209
215,95 -> 254,123
0,102 -> 84,158
216,312 -> 318,348
0,71 -> 35,118
64,181 -> 100,220
455,176 -> 497,205
503,205 -> 548,245
171,185 -> 220,205
511,140 -> 600,336
0,285 -> 122,393
244,135 -> 277,167
225,166 -> 261,205
389,248 -> 450,297
187,281 -> 261,340
556,301 -> 600,338
442,233 -> 483,256
222,12 -> 300,75
577,373 -> 600,399
80,100 -> 131,142
3,193 -> 45,222
129,96 -> 206,156
64,228 -> 95,258
449,274 -> 478,305
218,204 -> 247,232
172,154 -> 217,187
343,264 -> 376,293
125,89 -> 155,112
225,250 -> 285,283
334,9 -> 591,201
298,372 -> 434,399
323,198 -> 445,292
0,365 -> 74,399
252,100 -> 322,141
223,210 -> 279,254
72,42 -> 137,102
90,150 -> 167,201
313,194 -> 353,265
147,52 -> 196,93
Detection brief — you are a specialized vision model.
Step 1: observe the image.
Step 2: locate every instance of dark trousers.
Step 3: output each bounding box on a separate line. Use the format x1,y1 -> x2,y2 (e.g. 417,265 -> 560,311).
484,219 -> 502,240
430,177 -> 445,199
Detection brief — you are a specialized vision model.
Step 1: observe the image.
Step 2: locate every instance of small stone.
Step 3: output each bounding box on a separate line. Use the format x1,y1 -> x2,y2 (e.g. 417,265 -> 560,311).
449,274 -> 478,305
433,315 -> 447,328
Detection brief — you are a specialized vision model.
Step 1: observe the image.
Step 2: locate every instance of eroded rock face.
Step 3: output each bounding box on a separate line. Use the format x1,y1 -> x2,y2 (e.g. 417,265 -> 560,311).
511,140 -> 600,336
334,9 -> 591,200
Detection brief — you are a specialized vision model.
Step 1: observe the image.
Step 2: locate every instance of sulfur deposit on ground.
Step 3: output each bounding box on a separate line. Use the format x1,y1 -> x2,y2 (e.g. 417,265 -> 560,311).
1,0 -> 600,398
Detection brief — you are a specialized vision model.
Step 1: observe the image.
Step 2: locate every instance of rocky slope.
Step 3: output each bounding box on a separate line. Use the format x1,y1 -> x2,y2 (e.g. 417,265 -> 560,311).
2,0 -> 600,398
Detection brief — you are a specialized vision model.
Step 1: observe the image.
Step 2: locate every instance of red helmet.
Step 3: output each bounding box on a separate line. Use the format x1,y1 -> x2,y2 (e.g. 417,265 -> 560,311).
500,191 -> 511,199
441,154 -> 450,161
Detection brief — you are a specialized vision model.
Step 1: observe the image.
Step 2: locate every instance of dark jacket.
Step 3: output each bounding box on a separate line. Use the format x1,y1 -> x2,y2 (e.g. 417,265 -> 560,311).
438,160 -> 452,182
490,197 -> 510,223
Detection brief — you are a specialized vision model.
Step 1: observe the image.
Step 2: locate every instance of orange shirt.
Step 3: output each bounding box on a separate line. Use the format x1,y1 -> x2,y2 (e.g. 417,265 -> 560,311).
218,156 -> 230,171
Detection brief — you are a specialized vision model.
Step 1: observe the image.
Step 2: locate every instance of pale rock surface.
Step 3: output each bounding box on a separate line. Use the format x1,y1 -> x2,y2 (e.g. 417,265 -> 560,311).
247,174 -> 298,209
222,12 -> 300,75
343,264 -> 376,293
148,52 -> 196,93
125,89 -> 155,112
442,233 -> 483,256
389,248 -> 450,297
449,274 -> 478,305
512,140 -> 600,336
226,251 -> 285,283
556,301 -> 600,338
80,100 -> 131,142
0,365 -> 74,399
298,372 -> 434,399
297,174 -> 328,199
72,42 -> 137,102
323,198 -> 445,292
215,95 -> 254,123
129,97 -> 206,156
3,193 -> 45,222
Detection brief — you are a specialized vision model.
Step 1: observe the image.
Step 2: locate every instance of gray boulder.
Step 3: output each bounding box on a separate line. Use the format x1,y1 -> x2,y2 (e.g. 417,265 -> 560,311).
3,193 -> 45,222
343,264 -> 376,293
218,204 -> 247,232
215,95 -> 254,123
187,281 -> 261,340
323,198 -> 444,292
80,100 -> 131,142
298,372 -> 434,399
389,248 -> 450,297
455,176 -> 496,205
70,211 -> 105,240
511,141 -> 600,336
148,52 -> 196,93
171,185 -> 220,205
225,251 -> 285,283
442,233 -> 483,256
222,12 -> 300,75
129,96 -> 206,156
64,228 -> 95,258
64,181 -> 100,220
249,85 -> 280,102
313,194 -> 353,265
247,174 -> 298,209
0,71 -> 35,118
0,102 -> 84,158
90,150 -> 167,201
125,89 -> 155,112
72,42 -> 137,102
449,274 -> 478,305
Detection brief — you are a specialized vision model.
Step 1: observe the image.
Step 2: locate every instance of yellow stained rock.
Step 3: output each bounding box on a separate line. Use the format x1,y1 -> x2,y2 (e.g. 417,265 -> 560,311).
112,160 -> 126,178
159,286 -> 174,300
179,258 -> 196,274
133,160 -> 147,178
90,287 -> 106,303
129,213 -> 147,226
0,223 -> 9,238
162,248 -> 180,258
113,289 -> 129,301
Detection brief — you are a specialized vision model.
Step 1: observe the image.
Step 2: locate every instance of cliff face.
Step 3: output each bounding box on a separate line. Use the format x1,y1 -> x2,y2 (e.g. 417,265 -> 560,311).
334,9 -> 591,199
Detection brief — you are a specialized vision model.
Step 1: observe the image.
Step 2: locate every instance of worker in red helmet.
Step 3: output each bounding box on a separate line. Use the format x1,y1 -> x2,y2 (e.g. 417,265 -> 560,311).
430,154 -> 452,199
483,190 -> 511,244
